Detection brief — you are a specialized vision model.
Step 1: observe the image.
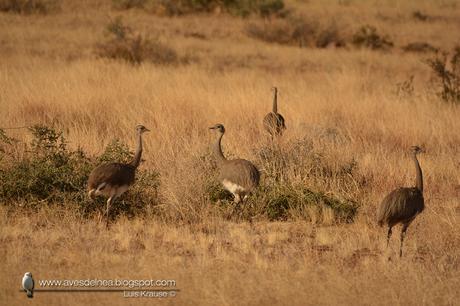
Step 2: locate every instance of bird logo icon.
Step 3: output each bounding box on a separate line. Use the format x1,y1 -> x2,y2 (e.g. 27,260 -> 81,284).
22,272 -> 34,298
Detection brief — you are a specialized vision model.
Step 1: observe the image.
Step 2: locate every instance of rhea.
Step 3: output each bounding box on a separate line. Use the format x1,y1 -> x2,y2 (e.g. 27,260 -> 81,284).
377,145 -> 425,257
209,124 -> 260,204
263,86 -> 286,137
88,125 -> 150,228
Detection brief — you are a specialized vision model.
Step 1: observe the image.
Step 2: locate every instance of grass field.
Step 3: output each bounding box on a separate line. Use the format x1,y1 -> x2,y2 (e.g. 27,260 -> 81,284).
0,0 -> 459,305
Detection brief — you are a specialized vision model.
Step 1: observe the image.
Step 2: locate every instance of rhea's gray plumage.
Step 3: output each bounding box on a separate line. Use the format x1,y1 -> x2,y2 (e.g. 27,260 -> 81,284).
377,145 -> 425,257
88,125 -> 149,227
209,124 -> 260,203
263,87 -> 286,137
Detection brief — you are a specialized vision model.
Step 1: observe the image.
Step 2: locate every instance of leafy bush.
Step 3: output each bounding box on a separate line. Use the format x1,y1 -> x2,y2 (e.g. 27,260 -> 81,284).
262,184 -> 358,222
205,139 -> 360,223
352,25 -> 393,50
0,125 -> 160,220
426,47 -> 460,104
205,179 -> 358,223
246,17 -> 344,48
95,17 -> 178,65
0,0 -> 58,14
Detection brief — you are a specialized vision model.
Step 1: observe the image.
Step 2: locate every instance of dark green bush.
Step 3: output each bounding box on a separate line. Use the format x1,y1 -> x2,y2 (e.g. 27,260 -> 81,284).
238,183 -> 358,222
265,185 -> 357,222
0,125 -> 160,220
95,17 -> 178,65
426,47 -> 460,104
352,25 -> 393,50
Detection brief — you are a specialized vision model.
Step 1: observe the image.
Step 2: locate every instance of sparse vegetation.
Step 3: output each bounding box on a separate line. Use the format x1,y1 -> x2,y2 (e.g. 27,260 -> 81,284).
352,25 -> 393,50
246,17 -> 345,48
0,0 -> 58,14
412,10 -> 430,21
113,0 -> 286,17
112,0 -> 146,10
426,47 -> 460,104
95,17 -> 178,65
403,42 -> 438,53
395,75 -> 415,100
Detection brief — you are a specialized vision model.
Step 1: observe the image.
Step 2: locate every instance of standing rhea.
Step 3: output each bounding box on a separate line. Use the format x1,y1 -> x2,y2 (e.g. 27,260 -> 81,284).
88,125 -> 150,228
377,146 -> 425,257
209,124 -> 260,204
263,86 -> 286,137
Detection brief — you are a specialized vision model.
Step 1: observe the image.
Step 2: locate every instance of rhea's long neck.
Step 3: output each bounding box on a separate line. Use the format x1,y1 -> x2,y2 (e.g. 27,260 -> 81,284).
272,88 -> 278,114
412,153 -> 423,193
213,132 -> 226,165
129,132 -> 143,168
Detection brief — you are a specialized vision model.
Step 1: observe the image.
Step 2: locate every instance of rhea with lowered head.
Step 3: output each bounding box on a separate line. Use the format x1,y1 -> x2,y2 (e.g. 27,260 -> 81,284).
209,124 -> 260,204
263,86 -> 286,137
377,145 -> 425,257
88,125 -> 150,228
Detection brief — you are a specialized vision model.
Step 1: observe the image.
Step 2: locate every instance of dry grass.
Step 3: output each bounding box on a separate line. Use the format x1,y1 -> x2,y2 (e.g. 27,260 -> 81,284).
1,0 -> 460,305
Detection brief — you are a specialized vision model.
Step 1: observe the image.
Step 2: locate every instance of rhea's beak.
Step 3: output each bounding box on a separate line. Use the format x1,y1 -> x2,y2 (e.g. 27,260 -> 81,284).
145,128 -> 150,132
209,126 -> 216,130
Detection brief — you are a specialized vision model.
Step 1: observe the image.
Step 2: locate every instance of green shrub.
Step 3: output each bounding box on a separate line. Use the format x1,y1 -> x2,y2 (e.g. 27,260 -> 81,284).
95,17 -> 178,65
426,47 -> 460,104
205,140 -> 359,223
252,184 -> 358,222
352,25 -> 393,50
0,125 -> 160,220
0,0 -> 58,14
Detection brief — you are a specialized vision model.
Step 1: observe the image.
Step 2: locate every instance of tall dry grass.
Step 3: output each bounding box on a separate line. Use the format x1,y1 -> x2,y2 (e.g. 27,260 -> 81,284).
0,0 -> 459,305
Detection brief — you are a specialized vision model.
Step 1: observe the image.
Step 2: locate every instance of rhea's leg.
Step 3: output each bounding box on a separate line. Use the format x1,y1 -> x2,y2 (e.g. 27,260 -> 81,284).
386,227 -> 393,248
106,196 -> 114,229
400,223 -> 409,257
231,194 -> 242,218
88,189 -> 95,200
